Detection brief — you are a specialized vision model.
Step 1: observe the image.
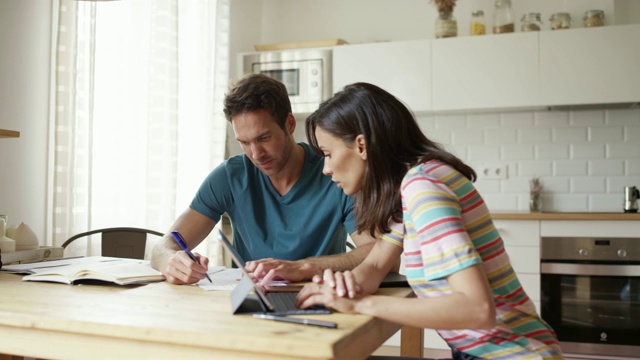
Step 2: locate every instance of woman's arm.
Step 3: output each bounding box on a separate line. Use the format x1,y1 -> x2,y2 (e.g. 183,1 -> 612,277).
298,263 -> 496,330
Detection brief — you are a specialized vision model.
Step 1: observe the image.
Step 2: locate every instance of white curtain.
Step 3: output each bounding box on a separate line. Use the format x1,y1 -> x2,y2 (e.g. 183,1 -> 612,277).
48,0 -> 229,260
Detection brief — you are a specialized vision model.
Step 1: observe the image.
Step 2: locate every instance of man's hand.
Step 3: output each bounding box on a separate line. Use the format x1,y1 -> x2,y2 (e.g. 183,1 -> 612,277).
162,251 -> 210,285
245,258 -> 314,285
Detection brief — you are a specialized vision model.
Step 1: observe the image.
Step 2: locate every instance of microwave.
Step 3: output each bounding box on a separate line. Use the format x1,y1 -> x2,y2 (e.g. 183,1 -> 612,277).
242,48 -> 332,114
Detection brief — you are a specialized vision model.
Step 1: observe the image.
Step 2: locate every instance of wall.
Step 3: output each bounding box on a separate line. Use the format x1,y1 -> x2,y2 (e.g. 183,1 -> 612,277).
0,0 -> 51,244
230,0 -> 640,213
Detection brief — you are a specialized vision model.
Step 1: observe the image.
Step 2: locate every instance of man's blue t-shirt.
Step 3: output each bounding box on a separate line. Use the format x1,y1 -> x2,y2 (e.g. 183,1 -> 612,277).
190,142 -> 357,262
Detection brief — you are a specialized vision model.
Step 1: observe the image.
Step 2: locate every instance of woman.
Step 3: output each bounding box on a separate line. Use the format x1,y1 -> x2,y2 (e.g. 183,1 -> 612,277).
296,83 -> 563,360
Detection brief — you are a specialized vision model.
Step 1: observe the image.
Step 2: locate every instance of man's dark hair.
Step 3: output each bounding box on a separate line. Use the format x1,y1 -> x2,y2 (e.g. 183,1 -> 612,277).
223,73 -> 292,130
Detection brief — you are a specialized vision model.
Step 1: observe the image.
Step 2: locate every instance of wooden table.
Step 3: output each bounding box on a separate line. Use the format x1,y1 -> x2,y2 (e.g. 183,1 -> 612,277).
0,272 -> 422,360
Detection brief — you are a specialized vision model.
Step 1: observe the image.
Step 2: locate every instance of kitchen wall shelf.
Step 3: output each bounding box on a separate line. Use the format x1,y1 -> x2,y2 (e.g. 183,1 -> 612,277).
0,129 -> 20,138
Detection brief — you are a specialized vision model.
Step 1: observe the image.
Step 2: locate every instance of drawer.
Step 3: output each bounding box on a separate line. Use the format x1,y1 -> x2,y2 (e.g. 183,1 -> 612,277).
494,220 -> 540,246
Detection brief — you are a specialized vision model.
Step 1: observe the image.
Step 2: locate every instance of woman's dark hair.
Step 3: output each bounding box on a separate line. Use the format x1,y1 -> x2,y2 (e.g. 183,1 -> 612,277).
306,82 -> 476,237
223,73 -> 292,130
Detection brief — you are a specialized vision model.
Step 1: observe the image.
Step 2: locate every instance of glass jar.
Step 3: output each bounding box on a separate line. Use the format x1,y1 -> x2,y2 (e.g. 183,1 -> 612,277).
521,12 -> 542,32
435,11 -> 458,38
550,12 -> 572,30
470,10 -> 486,36
583,9 -> 605,27
493,0 -> 515,34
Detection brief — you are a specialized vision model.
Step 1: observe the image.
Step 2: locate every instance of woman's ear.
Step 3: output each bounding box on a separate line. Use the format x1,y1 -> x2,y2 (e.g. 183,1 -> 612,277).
355,134 -> 367,161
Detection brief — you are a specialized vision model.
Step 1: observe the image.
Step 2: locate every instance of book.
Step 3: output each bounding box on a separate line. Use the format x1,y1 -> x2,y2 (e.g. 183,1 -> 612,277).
1,256 -> 165,285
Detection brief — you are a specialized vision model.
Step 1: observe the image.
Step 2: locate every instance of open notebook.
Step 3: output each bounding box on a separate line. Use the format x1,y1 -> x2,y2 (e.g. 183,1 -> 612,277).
217,230 -> 330,315
2,256 -> 165,285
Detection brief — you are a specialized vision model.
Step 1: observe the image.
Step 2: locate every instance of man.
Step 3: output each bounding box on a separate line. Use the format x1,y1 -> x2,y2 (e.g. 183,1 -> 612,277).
151,73 -> 376,285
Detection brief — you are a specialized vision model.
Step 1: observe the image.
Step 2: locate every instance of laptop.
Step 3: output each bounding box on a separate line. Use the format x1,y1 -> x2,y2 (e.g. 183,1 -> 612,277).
217,230 -> 331,315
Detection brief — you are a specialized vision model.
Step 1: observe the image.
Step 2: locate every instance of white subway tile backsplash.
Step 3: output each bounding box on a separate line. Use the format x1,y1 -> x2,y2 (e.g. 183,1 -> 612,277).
468,113 -> 499,128
415,108 -> 640,212
482,194 -> 519,211
570,110 -> 605,126
502,144 -> 534,161
485,128 -> 517,144
435,114 -> 466,131
500,112 -> 534,128
473,180 -> 501,194
626,126 -> 640,141
538,177 -> 570,193
502,178 -> 529,194
553,127 -> 587,143
553,160 -> 587,176
571,144 -> 605,159
589,159 -> 625,176
589,126 -> 624,143
571,177 -> 606,193
589,194 -> 622,212
453,129 -> 484,145
534,111 -> 569,128
606,108 -> 640,126
425,129 -> 452,145
608,143 -> 640,159
545,194 -> 589,212
627,160 -> 640,175
609,177 -> 640,192
519,161 -> 552,177
466,145 -> 500,161
535,144 -> 568,160
518,128 -> 552,143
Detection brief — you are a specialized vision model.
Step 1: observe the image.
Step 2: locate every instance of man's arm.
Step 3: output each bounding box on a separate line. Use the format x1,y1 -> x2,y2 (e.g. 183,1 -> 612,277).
248,231 -> 379,284
151,208 -> 217,284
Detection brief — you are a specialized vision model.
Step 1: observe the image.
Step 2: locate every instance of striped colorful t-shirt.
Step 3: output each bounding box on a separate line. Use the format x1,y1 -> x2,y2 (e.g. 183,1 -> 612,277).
380,160 -> 563,359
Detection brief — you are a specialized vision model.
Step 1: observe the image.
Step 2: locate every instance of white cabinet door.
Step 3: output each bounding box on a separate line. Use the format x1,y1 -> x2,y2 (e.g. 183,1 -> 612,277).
540,24 -> 640,106
432,32 -> 539,111
333,39 -> 431,113
494,219 -> 541,304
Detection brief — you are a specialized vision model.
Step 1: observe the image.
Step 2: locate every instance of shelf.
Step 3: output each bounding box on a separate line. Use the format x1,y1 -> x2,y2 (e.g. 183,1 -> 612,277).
0,129 -> 20,138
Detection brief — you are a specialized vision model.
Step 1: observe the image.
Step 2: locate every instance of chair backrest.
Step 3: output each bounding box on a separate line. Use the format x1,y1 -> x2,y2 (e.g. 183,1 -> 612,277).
62,227 -> 164,259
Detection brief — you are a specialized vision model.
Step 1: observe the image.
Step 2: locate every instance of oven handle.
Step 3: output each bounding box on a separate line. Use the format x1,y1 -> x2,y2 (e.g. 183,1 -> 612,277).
541,263 -> 640,277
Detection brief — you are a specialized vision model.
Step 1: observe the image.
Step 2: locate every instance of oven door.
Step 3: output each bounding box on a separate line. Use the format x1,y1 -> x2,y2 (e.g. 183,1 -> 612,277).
541,262 -> 640,358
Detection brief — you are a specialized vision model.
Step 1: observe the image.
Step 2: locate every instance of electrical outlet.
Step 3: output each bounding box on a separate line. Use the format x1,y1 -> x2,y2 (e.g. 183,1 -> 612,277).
480,163 -> 508,180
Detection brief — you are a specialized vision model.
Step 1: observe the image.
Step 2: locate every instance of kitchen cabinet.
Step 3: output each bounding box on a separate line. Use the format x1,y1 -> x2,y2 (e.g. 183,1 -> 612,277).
494,219 -> 541,313
332,24 -> 640,113
540,24 -> 640,107
432,32 -> 539,111
333,39 -> 432,112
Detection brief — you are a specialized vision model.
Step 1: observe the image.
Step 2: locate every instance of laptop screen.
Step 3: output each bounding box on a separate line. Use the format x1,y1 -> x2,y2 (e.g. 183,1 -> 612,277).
217,230 -> 278,311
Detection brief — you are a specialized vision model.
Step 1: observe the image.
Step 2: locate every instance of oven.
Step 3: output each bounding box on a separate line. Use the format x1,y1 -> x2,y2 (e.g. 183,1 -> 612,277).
541,237 -> 640,359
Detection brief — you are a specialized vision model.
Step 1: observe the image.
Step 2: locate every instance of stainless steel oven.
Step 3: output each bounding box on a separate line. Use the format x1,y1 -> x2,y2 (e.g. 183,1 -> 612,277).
541,237 -> 640,359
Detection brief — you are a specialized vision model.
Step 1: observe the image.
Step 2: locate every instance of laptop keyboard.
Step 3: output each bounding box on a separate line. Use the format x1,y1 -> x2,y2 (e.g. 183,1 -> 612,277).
266,292 -> 329,314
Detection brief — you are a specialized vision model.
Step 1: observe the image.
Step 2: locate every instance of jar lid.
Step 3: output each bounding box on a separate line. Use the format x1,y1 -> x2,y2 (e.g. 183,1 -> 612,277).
521,12 -> 542,22
472,10 -> 484,16
550,12 -> 571,21
583,9 -> 605,19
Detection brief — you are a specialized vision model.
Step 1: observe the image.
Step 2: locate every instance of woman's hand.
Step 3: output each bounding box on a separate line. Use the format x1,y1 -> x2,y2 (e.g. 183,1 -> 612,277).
294,279 -> 362,314
312,268 -> 362,298
295,269 -> 364,313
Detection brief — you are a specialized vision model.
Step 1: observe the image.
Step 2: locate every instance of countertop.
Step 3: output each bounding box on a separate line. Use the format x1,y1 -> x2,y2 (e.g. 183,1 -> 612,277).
491,211 -> 640,220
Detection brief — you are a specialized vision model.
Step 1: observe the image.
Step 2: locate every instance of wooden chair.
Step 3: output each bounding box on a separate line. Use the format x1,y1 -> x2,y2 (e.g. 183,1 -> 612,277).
62,227 -> 164,259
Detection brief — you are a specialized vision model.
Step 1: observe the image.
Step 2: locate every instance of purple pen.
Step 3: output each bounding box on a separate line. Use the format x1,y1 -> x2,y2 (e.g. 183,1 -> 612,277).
171,231 -> 213,283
